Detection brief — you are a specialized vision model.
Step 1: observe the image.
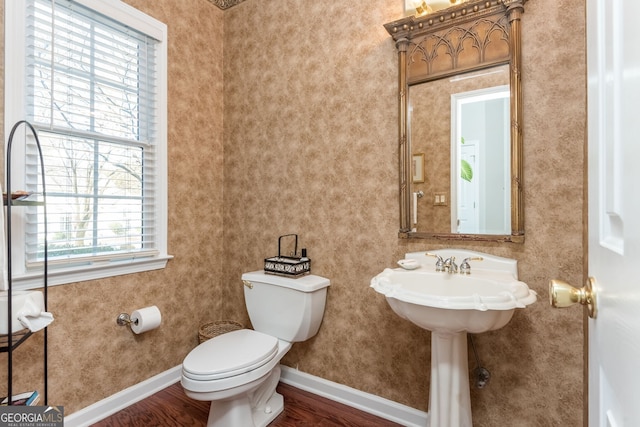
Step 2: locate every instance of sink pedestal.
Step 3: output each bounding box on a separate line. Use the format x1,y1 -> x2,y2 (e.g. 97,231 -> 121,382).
429,331 -> 472,427
371,250 -> 538,427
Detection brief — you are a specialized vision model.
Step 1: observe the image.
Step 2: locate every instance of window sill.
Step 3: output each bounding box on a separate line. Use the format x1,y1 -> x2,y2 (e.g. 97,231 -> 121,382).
10,255 -> 174,290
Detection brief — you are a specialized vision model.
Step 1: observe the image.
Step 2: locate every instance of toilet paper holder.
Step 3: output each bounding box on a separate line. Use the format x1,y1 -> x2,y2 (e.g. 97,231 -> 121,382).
116,312 -> 138,327
116,306 -> 162,334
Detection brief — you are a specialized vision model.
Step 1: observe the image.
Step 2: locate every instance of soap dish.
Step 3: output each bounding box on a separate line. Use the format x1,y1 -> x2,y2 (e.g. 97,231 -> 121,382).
397,259 -> 421,270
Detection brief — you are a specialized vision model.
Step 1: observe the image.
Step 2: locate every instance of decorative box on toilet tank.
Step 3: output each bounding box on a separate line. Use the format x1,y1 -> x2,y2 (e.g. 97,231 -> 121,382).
264,234 -> 310,277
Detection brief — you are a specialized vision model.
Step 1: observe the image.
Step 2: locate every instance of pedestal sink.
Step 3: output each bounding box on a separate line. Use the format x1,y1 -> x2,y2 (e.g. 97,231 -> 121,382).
371,249 -> 536,427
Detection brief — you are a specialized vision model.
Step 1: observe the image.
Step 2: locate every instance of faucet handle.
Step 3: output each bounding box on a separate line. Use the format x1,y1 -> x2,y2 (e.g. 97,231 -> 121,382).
426,252 -> 445,272
460,257 -> 483,274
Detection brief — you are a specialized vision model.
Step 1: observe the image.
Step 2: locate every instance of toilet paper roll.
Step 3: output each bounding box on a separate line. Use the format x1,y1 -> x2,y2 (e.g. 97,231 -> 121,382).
130,305 -> 162,334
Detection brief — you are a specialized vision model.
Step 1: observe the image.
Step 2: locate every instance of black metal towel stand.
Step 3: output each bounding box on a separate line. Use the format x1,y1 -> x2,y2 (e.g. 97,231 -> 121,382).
5,120 -> 48,405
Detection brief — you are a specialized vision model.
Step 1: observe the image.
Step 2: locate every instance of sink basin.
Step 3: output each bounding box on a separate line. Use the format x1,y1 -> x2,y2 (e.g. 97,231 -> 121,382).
371,266 -> 536,334
371,249 -> 536,427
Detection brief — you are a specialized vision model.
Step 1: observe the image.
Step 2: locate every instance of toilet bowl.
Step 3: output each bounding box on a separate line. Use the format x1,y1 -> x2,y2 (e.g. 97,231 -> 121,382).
182,329 -> 292,427
181,271 -> 330,427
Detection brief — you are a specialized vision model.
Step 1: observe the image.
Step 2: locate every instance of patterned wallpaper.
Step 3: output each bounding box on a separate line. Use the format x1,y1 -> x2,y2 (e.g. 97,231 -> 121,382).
1,0 -> 586,425
222,1 -> 585,426
0,0 -> 227,414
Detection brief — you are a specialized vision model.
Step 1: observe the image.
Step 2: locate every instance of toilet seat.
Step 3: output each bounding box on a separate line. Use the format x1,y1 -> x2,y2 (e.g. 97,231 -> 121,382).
182,329 -> 278,382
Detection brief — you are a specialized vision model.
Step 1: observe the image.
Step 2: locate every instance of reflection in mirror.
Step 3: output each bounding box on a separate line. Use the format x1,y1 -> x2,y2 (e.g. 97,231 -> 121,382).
410,65 -> 511,235
452,84 -> 510,234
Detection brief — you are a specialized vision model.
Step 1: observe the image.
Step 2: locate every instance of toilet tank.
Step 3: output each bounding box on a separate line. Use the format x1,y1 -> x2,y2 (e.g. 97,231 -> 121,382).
241,271 -> 330,342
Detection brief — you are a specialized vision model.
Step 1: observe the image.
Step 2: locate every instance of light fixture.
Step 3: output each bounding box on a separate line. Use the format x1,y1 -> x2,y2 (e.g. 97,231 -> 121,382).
412,0 -> 433,16
406,0 -> 464,17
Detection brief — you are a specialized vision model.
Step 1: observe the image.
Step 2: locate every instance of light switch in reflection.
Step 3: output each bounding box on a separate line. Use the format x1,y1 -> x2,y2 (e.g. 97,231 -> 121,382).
434,192 -> 448,206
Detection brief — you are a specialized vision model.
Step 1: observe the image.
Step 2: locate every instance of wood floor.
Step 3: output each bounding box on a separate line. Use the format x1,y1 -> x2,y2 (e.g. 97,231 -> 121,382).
91,381 -> 403,427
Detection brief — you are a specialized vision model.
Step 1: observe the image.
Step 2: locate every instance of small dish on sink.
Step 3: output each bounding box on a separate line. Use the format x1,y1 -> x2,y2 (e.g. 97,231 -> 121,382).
397,259 -> 421,270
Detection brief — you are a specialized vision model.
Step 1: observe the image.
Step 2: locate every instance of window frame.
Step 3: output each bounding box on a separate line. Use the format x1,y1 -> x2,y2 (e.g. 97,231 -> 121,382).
5,0 -> 171,289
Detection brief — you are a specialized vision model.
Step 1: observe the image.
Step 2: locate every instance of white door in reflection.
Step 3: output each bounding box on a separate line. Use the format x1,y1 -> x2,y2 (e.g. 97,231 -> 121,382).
451,85 -> 510,235
457,141 -> 479,233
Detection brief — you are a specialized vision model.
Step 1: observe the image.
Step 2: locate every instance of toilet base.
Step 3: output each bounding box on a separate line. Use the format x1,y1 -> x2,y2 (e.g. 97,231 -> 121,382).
207,391 -> 283,427
202,365 -> 284,427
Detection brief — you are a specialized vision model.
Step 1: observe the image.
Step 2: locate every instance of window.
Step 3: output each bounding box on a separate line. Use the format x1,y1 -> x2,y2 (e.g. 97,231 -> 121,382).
5,0 -> 170,288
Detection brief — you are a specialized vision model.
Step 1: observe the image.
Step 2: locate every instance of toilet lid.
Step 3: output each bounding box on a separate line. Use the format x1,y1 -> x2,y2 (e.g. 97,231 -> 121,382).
182,329 -> 279,381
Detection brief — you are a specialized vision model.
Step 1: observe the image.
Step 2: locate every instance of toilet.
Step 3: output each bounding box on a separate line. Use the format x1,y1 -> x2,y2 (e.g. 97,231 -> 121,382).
181,270 -> 330,427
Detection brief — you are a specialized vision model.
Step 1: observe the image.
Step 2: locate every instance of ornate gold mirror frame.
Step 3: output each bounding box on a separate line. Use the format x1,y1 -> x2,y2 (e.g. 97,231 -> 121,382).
385,0 -> 526,243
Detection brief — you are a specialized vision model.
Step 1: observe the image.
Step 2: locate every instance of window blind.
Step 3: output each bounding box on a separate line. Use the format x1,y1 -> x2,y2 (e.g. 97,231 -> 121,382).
24,0 -> 160,267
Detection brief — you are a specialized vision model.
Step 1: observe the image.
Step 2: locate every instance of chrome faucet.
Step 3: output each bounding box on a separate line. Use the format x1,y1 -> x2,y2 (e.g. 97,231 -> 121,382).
460,257 -> 483,275
427,252 -> 483,274
426,252 -> 445,272
443,256 -> 458,274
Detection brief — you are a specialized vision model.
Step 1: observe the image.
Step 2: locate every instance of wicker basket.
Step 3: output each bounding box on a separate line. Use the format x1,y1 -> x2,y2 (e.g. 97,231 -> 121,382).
198,320 -> 244,343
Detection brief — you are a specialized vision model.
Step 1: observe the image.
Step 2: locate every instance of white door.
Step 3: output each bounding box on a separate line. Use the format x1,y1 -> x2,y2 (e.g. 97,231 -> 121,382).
585,0 -> 640,425
457,142 -> 479,233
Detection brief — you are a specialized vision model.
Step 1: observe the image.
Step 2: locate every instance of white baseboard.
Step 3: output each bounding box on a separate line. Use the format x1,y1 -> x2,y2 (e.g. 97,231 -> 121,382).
280,365 -> 428,427
64,365 -> 182,427
64,364 -> 429,427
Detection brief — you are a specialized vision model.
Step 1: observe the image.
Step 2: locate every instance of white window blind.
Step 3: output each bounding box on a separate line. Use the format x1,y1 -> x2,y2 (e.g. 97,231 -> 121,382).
24,0 -> 160,268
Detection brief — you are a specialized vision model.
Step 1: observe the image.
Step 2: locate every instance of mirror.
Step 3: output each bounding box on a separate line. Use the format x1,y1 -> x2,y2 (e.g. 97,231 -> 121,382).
385,0 -> 526,243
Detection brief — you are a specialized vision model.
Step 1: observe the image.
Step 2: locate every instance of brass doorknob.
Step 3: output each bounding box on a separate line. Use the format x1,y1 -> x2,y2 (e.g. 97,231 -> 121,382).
549,277 -> 597,319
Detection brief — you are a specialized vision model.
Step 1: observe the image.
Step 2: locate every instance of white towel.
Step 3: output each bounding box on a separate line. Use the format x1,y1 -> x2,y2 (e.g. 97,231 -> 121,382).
16,296 -> 54,332
0,291 -> 54,333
